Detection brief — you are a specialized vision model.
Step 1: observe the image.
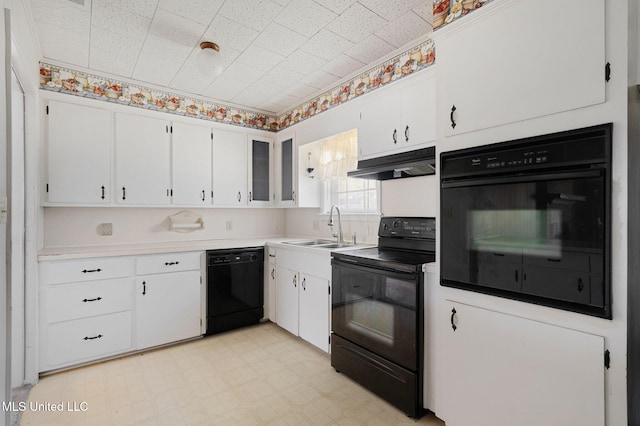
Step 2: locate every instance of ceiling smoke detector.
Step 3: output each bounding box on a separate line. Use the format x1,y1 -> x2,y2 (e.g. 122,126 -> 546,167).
196,41 -> 223,77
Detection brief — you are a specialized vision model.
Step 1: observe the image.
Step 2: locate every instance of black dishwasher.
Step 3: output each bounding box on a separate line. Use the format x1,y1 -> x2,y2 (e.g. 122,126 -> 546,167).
206,247 -> 264,335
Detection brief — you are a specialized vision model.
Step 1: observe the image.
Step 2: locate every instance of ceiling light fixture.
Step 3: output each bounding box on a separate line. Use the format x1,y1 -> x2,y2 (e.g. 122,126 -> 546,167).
196,41 -> 223,77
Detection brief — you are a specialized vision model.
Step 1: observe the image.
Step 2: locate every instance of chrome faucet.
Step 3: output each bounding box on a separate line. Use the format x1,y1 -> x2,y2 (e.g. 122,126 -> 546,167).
328,205 -> 343,243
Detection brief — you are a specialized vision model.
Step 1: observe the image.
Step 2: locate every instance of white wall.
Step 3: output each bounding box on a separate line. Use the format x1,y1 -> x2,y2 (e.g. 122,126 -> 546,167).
43,207 -> 285,247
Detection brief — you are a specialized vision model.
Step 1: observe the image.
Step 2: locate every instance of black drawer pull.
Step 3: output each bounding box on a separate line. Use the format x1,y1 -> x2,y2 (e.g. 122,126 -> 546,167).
302,278 -> 306,291
450,105 -> 457,129
392,129 -> 398,144
164,261 -> 180,266
451,308 -> 457,331
547,258 -> 561,262
101,186 -> 105,200
142,281 -> 146,295
493,253 -> 505,257
82,268 -> 101,273
122,186 -> 126,200
83,334 -> 103,341
82,297 -> 102,303
577,278 -> 584,292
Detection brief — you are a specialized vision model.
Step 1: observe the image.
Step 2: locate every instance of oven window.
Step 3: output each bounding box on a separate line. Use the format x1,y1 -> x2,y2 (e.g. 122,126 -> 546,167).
442,175 -> 606,309
332,263 -> 419,370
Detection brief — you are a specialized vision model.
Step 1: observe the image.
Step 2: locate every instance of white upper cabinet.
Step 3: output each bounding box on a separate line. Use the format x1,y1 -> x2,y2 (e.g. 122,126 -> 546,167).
115,113 -> 171,205
171,122 -> 212,206
278,137 -> 296,207
358,72 -> 436,160
212,128 -> 247,206
46,100 -> 111,204
247,136 -> 273,206
436,0 -> 605,136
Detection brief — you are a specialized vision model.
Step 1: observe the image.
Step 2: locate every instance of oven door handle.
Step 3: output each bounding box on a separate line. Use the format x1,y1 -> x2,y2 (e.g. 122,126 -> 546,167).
441,169 -> 603,189
332,259 -> 418,281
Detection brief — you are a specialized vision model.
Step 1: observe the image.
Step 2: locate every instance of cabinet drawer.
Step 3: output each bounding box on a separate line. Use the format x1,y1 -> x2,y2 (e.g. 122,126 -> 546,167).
136,251 -> 201,275
44,278 -> 132,323
40,257 -> 134,285
44,311 -> 132,368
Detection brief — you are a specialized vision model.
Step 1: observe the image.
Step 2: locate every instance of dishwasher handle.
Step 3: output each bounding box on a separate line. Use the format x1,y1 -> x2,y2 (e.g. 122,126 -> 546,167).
208,251 -> 262,266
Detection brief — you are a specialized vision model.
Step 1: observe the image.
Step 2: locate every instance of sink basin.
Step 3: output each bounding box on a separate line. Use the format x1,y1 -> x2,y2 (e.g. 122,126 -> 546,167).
283,239 -> 335,246
313,243 -> 354,249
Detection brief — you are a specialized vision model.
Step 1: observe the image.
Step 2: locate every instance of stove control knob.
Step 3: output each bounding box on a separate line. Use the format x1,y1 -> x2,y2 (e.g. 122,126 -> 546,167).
393,220 -> 400,229
383,223 -> 389,230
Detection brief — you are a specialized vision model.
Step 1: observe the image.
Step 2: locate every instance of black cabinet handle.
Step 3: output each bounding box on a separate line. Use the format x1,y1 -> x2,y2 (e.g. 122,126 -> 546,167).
101,186 -> 105,200
293,275 -> 297,287
493,253 -> 505,257
392,129 -> 398,144
249,191 -> 252,202
577,278 -> 584,292
404,125 -> 409,142
237,191 -> 242,202
82,268 -> 101,273
82,297 -> 102,303
202,190 -> 205,202
450,105 -> 457,129
164,261 -> 179,266
292,190 -> 295,202
451,308 -> 457,331
83,334 -> 103,341
271,268 -> 275,279
302,277 -> 306,291
547,258 -> 561,263
122,186 -> 126,200
142,281 -> 146,295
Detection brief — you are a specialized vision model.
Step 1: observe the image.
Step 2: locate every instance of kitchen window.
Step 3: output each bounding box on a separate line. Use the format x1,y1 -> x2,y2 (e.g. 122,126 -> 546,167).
324,177 -> 380,214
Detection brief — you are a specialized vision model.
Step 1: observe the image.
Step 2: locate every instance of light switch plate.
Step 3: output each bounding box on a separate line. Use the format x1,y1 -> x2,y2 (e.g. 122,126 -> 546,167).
225,220 -> 232,231
99,223 -> 112,236
0,196 -> 7,225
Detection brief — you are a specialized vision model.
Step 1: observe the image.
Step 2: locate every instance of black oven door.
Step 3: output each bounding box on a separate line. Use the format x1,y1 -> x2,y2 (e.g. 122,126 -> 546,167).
441,168 -> 609,316
332,259 -> 421,371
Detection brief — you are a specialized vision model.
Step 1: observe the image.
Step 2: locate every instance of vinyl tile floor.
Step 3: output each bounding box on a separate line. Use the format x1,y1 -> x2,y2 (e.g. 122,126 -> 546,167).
20,322 -> 445,425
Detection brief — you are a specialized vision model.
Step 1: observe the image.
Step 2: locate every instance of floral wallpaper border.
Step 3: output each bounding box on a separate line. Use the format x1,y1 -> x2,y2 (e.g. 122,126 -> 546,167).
433,0 -> 493,30
277,39 -> 435,129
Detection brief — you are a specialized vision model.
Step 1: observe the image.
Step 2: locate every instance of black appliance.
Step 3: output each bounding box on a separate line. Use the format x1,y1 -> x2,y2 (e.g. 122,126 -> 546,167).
440,123 -> 612,318
347,147 -> 436,181
331,217 -> 435,418
206,247 -> 264,335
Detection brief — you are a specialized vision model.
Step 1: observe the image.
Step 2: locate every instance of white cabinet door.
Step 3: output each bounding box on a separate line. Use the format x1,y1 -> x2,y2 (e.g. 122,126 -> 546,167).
266,249 -> 277,322
277,137 -> 296,207
46,100 -> 111,203
212,128 -> 247,206
438,0 -> 605,136
441,300 -> 604,426
401,76 -> 436,149
275,266 -> 299,336
358,89 -> 402,159
248,137 -> 273,206
171,122 -> 212,205
299,273 -> 329,352
135,271 -> 201,349
115,113 -> 171,205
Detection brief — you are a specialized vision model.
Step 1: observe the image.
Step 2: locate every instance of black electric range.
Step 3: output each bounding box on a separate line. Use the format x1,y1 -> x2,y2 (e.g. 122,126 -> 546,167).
330,217 -> 435,419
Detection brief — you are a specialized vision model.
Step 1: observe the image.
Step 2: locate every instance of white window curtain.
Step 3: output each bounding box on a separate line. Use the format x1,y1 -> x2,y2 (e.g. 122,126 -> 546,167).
317,129 -> 358,180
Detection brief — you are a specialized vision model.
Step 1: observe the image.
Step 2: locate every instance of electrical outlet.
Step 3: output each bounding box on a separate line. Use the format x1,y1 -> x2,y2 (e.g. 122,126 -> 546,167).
225,220 -> 232,231
99,223 -> 112,236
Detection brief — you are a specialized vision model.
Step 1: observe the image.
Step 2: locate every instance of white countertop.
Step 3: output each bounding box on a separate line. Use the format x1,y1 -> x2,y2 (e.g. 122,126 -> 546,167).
38,236 -> 375,261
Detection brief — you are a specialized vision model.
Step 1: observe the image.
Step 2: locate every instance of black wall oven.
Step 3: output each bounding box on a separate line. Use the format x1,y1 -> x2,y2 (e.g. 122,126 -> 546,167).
440,124 -> 612,318
331,217 -> 435,418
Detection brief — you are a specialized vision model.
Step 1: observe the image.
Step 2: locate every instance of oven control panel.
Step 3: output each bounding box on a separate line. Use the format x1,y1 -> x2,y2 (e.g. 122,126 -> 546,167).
379,217 -> 436,239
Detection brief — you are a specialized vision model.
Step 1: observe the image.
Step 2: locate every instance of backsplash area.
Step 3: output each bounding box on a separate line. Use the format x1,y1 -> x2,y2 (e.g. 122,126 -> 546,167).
43,208 -> 285,247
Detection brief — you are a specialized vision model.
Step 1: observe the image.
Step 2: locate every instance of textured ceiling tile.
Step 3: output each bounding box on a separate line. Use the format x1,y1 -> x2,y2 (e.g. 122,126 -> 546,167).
255,101 -> 284,114
222,62 -> 265,84
95,0 -> 159,18
202,16 -> 259,53
284,81 -> 318,99
358,0 -> 425,21
254,23 -> 308,57
321,54 -> 365,78
271,0 -> 293,6
90,45 -> 138,77
325,2 -> 387,43
133,53 -> 182,87
92,1 -> 151,41
236,45 -> 285,72
344,34 -> 394,64
170,53 -> 217,95
148,8 -> 206,47
90,26 -> 145,61
375,10 -> 431,48
269,92 -> 301,109
139,34 -> 194,64
300,30 -> 354,61
275,0 -> 337,37
158,0 -> 224,26
35,22 -> 90,67
203,75 -> 251,102
219,0 -> 283,32
261,65 -> 304,87
30,0 -> 91,35
300,69 -> 340,90
279,49 -> 327,75
412,2 -> 433,26
312,0 -> 357,14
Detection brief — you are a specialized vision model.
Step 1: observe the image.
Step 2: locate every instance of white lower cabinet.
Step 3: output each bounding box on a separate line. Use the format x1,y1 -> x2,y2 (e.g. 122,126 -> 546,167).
39,251 -> 203,372
274,247 -> 330,352
135,271 -> 201,350
440,300 -> 605,426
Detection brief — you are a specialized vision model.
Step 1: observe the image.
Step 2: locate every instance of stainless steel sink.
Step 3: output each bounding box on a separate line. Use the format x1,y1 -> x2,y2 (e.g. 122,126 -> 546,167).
283,239 -> 335,246
313,243 -> 353,249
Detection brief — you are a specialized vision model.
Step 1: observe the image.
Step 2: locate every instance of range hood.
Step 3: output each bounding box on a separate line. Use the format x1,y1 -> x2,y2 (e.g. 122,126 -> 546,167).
348,147 -> 436,181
